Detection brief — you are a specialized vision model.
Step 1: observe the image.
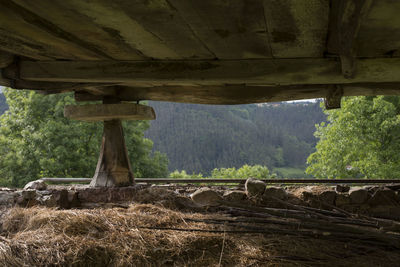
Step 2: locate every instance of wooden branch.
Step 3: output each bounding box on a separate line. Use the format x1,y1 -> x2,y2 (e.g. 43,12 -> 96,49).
13,58 -> 400,86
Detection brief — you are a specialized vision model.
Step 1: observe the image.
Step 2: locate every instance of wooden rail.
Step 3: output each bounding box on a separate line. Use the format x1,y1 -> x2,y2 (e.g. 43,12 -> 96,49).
41,178 -> 400,185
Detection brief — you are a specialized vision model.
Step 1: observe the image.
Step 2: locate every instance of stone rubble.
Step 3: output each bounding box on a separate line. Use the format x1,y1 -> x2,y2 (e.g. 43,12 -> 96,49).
245,178 -> 266,197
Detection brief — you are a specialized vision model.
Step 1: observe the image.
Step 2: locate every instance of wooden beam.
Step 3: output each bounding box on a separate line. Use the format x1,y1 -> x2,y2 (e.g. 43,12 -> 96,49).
14,58 -> 400,86
0,51 -> 14,68
64,103 -> 156,121
263,0 -> 329,58
328,0 -> 373,78
324,85 -> 343,109
0,75 -> 11,87
91,119 -> 134,187
72,83 -> 400,105
169,0 -> 271,59
74,84 -> 331,104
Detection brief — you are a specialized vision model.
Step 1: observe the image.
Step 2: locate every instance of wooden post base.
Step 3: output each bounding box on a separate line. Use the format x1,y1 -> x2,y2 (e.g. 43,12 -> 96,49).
90,119 -> 134,187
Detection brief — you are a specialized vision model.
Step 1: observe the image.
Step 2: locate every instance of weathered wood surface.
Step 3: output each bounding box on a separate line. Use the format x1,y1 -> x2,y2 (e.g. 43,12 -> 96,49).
263,0 -> 329,58
64,103 -> 155,121
91,119 -> 134,187
327,0 -> 373,78
15,58 -> 400,86
72,84 -> 400,105
324,85 -> 343,109
168,0 -> 272,59
1,0 -> 400,103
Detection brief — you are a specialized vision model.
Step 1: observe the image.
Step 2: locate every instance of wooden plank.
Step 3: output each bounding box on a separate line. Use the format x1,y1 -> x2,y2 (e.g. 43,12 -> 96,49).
263,0 -> 329,58
64,103 -> 156,121
169,0 -> 272,59
0,51 -> 14,68
53,0 -> 184,59
72,83 -> 400,105
12,80 -> 117,91
356,0 -> 400,57
0,28 -> 52,60
72,85 -> 329,104
0,0 -> 105,60
327,0 -> 373,78
0,74 -> 11,87
96,0 -> 213,59
16,58 -> 400,86
10,0 -> 145,60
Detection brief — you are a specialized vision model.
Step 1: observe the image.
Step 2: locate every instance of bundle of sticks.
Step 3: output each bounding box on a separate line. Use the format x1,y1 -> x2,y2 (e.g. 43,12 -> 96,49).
177,199 -> 400,250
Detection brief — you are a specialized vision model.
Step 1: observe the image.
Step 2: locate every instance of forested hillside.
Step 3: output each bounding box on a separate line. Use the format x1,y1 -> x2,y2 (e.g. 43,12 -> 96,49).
0,93 -> 6,115
0,92 -> 326,177
146,101 -> 326,175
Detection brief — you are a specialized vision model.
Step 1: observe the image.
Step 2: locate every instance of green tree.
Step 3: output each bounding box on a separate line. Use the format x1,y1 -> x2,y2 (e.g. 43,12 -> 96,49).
211,164 -> 270,178
169,164 -> 272,179
0,92 -> 7,115
169,170 -> 204,178
0,88 -> 168,187
306,96 -> 400,178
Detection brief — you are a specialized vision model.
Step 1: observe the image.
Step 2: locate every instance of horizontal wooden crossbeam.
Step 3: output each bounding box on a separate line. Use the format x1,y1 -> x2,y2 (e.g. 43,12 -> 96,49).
10,58 -> 400,86
64,103 -> 155,121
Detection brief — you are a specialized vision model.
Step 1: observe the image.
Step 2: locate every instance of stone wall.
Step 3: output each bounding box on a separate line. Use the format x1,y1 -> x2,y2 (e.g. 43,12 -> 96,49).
0,179 -> 399,220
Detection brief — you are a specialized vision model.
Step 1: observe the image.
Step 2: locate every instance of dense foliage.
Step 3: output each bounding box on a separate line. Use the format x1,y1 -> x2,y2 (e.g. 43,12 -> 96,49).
0,93 -> 7,115
307,96 -> 400,178
147,101 -> 325,175
169,164 -> 273,178
0,89 -> 168,187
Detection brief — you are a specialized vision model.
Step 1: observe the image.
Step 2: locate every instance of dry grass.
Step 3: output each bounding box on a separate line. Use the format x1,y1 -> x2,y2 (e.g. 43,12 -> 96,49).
0,204 -> 399,266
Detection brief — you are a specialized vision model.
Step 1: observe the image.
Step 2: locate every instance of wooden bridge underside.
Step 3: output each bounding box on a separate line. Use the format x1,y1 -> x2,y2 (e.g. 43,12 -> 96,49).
1,0 -> 400,105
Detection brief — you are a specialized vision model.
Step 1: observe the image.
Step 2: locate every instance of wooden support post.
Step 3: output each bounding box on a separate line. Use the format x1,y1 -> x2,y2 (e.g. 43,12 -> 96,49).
65,96 -> 155,187
91,119 -> 134,187
325,85 -> 343,110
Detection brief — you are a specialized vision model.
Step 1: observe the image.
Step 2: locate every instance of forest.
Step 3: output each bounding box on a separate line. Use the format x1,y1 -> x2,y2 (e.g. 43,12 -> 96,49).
147,101 -> 326,176
0,92 -> 326,179
2,90 -> 399,183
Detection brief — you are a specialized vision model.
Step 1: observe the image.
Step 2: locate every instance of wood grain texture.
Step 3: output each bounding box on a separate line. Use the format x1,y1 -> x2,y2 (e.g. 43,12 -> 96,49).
103,0 -> 214,59
263,0 -> 329,58
0,51 -> 14,68
169,0 -> 272,59
72,83 -> 400,105
0,0 -> 105,60
64,103 -> 156,122
10,0 -> 146,60
16,58 -> 400,86
59,0 -> 184,59
91,119 -> 134,187
356,0 -> 400,57
327,0 -> 373,78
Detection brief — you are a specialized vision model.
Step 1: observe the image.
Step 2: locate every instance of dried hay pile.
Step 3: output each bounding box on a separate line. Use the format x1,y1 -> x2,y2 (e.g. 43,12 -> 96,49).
0,204 -> 399,266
